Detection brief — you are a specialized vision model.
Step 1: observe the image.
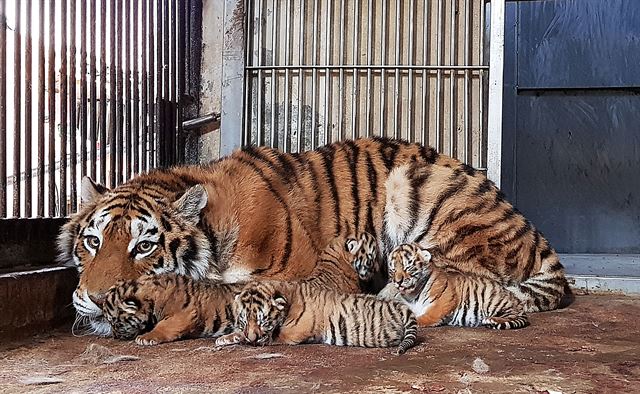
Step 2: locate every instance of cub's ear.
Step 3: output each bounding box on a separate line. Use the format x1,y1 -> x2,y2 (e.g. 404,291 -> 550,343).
418,248 -> 432,262
81,176 -> 109,205
174,184 -> 208,225
345,238 -> 361,254
272,294 -> 288,311
121,298 -> 140,313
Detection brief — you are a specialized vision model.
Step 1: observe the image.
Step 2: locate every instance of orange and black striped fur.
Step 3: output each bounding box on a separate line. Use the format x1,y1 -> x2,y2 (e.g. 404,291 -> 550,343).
303,231 -> 378,294
386,243 -> 529,329
57,137 -> 567,336
381,161 -> 568,312
216,280 -> 417,355
102,274 -> 242,345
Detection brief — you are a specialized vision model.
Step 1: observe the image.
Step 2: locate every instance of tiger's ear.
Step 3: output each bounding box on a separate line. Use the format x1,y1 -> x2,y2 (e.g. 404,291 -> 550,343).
81,176 -> 108,205
121,298 -> 140,314
272,294 -> 288,311
418,248 -> 432,262
345,238 -> 361,254
174,184 -> 208,225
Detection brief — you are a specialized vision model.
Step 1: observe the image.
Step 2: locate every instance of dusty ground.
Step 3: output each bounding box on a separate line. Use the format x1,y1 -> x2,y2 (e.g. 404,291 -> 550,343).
1,294 -> 639,394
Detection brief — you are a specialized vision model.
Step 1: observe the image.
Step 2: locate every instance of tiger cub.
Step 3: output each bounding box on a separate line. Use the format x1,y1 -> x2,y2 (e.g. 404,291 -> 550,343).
215,280 -> 418,354
302,231 -> 378,293
386,243 -> 529,330
102,273 -> 243,345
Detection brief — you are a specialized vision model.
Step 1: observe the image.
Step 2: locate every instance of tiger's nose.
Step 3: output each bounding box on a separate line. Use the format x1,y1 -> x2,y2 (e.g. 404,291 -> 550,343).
245,330 -> 258,343
89,293 -> 106,306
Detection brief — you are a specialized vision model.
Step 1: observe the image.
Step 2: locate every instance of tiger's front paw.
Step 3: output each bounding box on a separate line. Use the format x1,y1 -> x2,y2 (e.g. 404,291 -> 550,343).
215,332 -> 245,347
135,333 -> 162,346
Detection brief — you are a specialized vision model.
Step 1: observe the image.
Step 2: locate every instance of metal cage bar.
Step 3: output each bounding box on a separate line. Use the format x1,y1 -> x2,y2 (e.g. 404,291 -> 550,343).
0,0 -> 186,218
233,0 -> 500,170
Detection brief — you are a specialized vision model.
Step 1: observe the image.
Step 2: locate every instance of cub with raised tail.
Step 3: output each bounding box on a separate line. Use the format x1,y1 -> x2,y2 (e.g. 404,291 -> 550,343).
102,273 -> 242,345
387,243 -> 529,329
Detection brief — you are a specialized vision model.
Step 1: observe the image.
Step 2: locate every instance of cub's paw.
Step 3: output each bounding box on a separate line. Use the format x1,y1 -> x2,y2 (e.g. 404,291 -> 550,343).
346,232 -> 378,281
215,332 -> 245,347
135,334 -> 161,346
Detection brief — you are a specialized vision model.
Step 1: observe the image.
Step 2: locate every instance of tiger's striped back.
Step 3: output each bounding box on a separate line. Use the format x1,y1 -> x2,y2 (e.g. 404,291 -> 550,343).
233,280 -> 417,354
387,243 -> 529,330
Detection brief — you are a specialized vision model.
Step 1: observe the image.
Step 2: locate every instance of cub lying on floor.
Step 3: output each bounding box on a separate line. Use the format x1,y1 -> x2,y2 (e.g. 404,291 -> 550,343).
384,243 -> 529,329
102,273 -> 242,345
216,233 -> 418,354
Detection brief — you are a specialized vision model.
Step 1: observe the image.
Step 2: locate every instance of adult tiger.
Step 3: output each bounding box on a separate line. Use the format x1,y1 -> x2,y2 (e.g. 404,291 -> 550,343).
57,137 -> 567,335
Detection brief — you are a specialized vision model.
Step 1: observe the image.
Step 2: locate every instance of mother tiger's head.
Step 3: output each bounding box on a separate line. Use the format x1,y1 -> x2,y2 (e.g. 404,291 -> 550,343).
57,176 -> 212,336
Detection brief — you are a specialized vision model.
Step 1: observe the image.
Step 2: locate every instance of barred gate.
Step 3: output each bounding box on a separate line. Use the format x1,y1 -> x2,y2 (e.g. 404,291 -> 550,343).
0,0 -> 199,218
234,0 -> 494,171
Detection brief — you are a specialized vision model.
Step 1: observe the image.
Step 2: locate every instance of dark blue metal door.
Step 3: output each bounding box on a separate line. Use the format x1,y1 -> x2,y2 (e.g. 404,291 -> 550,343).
502,0 -> 640,254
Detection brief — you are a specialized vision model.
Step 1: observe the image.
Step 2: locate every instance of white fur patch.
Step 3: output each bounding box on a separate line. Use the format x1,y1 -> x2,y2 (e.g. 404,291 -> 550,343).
384,166 -> 414,245
221,266 -> 253,283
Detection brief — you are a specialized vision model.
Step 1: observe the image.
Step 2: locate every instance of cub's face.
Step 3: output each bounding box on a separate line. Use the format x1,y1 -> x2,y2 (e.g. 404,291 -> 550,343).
57,176 -> 211,336
345,232 -> 378,281
388,243 -> 432,294
235,282 -> 289,345
102,281 -> 155,340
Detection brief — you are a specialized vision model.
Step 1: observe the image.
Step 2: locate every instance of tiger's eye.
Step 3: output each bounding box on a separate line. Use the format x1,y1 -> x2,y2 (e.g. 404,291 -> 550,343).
85,236 -> 100,249
136,241 -> 155,254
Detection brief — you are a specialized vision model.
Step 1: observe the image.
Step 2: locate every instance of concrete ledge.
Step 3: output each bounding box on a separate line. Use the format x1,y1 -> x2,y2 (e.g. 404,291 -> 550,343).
568,274 -> 640,295
0,266 -> 78,339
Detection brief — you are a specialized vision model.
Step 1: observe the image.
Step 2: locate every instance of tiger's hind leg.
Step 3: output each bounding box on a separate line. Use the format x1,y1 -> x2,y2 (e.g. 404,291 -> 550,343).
135,310 -> 198,345
482,314 -> 529,330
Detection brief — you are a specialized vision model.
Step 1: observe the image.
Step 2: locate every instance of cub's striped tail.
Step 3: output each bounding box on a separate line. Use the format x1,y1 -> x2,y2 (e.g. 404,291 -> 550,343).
397,313 -> 418,355
482,315 -> 529,330
508,248 -> 569,313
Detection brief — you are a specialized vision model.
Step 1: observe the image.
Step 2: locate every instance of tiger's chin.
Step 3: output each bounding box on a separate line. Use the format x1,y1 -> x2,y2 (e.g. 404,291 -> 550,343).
72,313 -> 112,337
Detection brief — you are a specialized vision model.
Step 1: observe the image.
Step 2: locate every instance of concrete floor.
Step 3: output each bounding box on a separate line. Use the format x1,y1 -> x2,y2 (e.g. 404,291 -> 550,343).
1,294 -> 639,394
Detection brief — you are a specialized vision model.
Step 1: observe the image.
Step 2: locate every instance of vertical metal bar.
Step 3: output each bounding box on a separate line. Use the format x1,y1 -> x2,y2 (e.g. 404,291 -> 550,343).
435,0 -> 443,152
133,0 -> 140,172
323,0 -> 331,145
37,0 -> 44,216
243,0 -> 252,148
170,0 -> 176,163
116,0 -> 124,184
25,0 -> 33,216
162,0 -> 170,164
379,0 -> 387,138
487,0 -> 505,187
148,0 -> 155,169
449,0 -> 456,157
350,0 -> 359,140
155,0 -> 162,165
479,0 -> 485,169
69,0 -> 77,211
177,0 -> 186,163
464,0 -> 470,164
59,0 -> 68,216
337,0 -> 345,141
256,0 -> 263,147
99,0 -> 107,185
393,0 -> 400,139
421,0 -> 429,145
48,0 -> 56,215
141,0 -> 148,171
407,0 -> 416,142
109,0 -> 116,187
0,0 -> 6,217
125,0 -> 132,176
80,0 -> 87,180
89,0 -> 97,181
283,0 -> 291,151
296,0 -> 304,153
310,0 -> 318,148
270,0 -> 277,148
12,0 -> 22,217
364,0 -> 372,138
